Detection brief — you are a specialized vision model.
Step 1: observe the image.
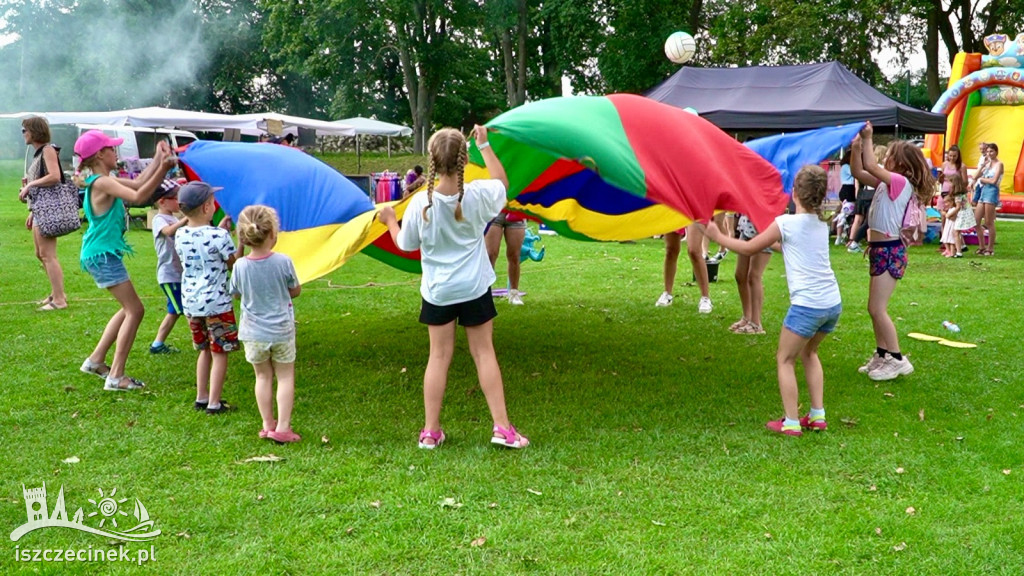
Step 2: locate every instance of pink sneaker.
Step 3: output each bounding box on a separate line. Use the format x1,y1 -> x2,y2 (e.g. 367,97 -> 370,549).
491,424 -> 529,448
418,429 -> 445,450
765,419 -> 802,437
799,414 -> 827,431
259,420 -> 278,439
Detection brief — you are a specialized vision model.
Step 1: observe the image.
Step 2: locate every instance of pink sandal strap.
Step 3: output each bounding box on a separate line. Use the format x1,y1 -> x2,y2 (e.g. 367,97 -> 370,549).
492,424 -> 529,448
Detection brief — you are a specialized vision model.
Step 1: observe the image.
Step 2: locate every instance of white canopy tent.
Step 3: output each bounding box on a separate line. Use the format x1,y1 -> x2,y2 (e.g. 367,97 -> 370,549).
0,107 -> 356,137
333,117 -> 413,171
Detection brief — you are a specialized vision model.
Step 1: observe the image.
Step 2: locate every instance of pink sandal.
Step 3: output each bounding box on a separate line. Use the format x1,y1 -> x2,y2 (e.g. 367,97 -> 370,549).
267,429 -> 302,444
491,424 -> 529,449
418,429 -> 445,450
259,420 -> 278,439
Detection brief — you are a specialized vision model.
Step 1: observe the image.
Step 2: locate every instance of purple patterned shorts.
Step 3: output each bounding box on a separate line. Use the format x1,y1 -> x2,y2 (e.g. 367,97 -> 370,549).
868,240 -> 906,279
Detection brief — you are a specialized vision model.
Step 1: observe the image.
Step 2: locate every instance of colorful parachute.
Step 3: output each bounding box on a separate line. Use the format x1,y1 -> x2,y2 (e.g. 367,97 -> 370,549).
178,141 -> 394,283
474,94 -> 858,239
176,98 -> 861,282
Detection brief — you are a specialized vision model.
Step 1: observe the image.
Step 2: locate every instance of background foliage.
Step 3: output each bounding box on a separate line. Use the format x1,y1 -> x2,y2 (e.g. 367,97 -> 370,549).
3,0 -> 1024,152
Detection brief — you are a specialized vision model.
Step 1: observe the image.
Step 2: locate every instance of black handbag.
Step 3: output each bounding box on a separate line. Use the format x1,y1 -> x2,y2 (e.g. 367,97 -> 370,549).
27,146 -> 81,238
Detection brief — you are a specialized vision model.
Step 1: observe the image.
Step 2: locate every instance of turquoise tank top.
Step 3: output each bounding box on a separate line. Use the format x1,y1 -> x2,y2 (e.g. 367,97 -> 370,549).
80,175 -> 133,267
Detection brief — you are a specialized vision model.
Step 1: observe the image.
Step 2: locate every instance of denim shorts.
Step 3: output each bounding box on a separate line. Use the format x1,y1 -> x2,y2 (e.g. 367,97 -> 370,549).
783,303 -> 842,339
83,255 -> 130,289
979,184 -> 1000,205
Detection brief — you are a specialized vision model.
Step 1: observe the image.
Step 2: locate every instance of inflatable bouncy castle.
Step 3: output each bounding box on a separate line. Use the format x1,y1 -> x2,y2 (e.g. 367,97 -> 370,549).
925,32 -> 1024,214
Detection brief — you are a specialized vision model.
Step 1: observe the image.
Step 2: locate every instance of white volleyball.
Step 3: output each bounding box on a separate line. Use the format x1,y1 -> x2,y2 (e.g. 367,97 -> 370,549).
664,31 -> 696,64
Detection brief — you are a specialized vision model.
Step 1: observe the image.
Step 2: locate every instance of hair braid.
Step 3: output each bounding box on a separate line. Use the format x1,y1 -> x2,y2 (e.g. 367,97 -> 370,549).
422,157 -> 436,222
454,147 -> 467,222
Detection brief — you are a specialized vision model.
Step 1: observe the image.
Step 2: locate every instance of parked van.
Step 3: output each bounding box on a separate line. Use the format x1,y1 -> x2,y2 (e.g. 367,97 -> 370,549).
25,124 -> 198,176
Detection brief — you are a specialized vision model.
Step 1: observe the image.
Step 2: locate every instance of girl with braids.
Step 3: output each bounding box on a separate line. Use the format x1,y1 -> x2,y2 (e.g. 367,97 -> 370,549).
850,122 -> 936,381
703,165 -> 841,437
377,125 -> 529,450
74,131 -> 177,390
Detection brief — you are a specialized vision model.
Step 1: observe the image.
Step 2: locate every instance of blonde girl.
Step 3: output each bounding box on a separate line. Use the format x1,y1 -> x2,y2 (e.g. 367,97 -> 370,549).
941,174 -> 968,257
704,165 -> 841,436
850,122 -> 936,382
75,131 -> 176,390
377,125 -> 529,450
229,205 -> 302,443
950,173 -> 976,255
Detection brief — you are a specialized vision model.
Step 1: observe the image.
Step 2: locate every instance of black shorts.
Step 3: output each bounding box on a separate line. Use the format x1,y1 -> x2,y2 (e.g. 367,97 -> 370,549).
419,290 -> 497,327
839,184 -> 856,204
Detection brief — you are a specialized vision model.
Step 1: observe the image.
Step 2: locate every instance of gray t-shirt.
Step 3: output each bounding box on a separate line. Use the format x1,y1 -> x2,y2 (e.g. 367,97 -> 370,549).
229,252 -> 299,343
152,213 -> 183,284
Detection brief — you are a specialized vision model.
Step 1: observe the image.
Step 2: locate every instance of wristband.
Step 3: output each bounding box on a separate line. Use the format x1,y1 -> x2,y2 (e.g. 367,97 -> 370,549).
477,141 -> 491,150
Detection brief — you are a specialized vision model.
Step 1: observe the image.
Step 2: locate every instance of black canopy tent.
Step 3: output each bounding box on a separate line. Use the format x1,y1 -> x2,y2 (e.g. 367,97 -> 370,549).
645,61 -> 946,134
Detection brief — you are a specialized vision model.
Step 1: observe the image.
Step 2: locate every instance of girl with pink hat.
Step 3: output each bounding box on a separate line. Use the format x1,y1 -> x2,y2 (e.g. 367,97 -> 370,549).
74,130 -> 178,391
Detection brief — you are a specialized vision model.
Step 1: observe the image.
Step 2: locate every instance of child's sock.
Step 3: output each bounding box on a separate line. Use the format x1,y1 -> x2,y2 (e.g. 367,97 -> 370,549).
876,347 -> 888,358
809,407 -> 826,419
890,351 -> 903,361
206,402 -> 221,410
151,340 -> 163,348
783,417 -> 800,429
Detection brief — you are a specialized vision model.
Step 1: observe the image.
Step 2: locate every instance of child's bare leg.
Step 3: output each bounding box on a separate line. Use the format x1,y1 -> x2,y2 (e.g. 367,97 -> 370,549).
209,351 -> 229,406
686,225 -> 710,298
253,360 -> 275,430
663,232 -> 681,293
106,281 -> 145,379
868,274 -> 900,352
196,348 -> 212,402
748,252 -> 771,326
776,328 -> 810,420
735,253 -> 751,321
800,332 -> 829,410
423,322 -> 456,435
155,313 -> 179,344
88,308 -> 125,368
465,320 -> 510,429
273,361 -> 296,432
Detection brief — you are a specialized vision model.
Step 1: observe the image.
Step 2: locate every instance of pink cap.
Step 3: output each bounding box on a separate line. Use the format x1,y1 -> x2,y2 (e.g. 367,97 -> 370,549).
74,130 -> 124,159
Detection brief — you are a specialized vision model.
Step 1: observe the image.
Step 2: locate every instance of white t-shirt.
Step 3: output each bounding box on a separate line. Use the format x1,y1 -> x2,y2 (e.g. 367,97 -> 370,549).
152,213 -> 183,284
397,180 -> 507,306
867,173 -> 912,240
775,213 -> 841,309
175,225 -> 236,317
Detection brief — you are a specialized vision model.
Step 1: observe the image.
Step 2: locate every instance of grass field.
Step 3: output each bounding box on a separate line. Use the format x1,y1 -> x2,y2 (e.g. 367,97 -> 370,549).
1,157 -> 1023,574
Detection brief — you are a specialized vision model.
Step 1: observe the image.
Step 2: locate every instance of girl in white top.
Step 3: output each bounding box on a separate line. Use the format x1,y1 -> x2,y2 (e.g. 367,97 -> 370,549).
378,126 -> 528,450
850,122 -> 935,382
704,165 -> 841,437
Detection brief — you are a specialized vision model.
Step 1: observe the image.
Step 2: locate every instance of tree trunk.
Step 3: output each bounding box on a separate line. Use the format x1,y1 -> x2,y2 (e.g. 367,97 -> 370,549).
515,0 -> 527,106
501,29 -> 517,108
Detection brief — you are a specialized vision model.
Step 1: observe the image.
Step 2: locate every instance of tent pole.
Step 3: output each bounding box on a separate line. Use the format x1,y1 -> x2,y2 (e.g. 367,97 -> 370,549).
388,136 -> 391,158
357,135 -> 361,173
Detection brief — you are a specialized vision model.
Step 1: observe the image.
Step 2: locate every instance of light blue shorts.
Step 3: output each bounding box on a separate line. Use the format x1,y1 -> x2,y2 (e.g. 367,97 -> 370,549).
783,303 -> 842,339
979,184 -> 1000,205
83,256 -> 130,289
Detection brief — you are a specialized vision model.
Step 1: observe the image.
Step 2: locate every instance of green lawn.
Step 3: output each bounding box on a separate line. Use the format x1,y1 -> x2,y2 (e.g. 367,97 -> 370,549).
1,157 -> 1022,574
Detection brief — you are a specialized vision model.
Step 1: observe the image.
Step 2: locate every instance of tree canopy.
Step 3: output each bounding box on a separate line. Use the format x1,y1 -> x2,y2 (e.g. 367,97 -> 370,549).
2,0 -> 1022,150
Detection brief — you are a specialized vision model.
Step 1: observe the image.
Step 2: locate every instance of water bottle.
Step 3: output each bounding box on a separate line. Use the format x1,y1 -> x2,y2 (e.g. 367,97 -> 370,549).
942,321 -> 960,333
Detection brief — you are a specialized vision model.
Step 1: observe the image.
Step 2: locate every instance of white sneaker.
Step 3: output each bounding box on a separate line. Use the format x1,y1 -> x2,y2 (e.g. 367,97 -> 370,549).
698,297 -> 713,314
655,292 -> 673,307
858,353 -> 883,374
508,289 -> 524,306
868,355 -> 914,381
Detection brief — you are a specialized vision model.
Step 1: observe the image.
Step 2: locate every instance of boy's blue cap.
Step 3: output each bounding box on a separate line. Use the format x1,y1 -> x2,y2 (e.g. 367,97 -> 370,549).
178,181 -> 223,211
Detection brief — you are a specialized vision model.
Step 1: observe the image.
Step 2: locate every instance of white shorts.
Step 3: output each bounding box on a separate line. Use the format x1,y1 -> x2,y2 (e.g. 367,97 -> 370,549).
243,339 -> 296,364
